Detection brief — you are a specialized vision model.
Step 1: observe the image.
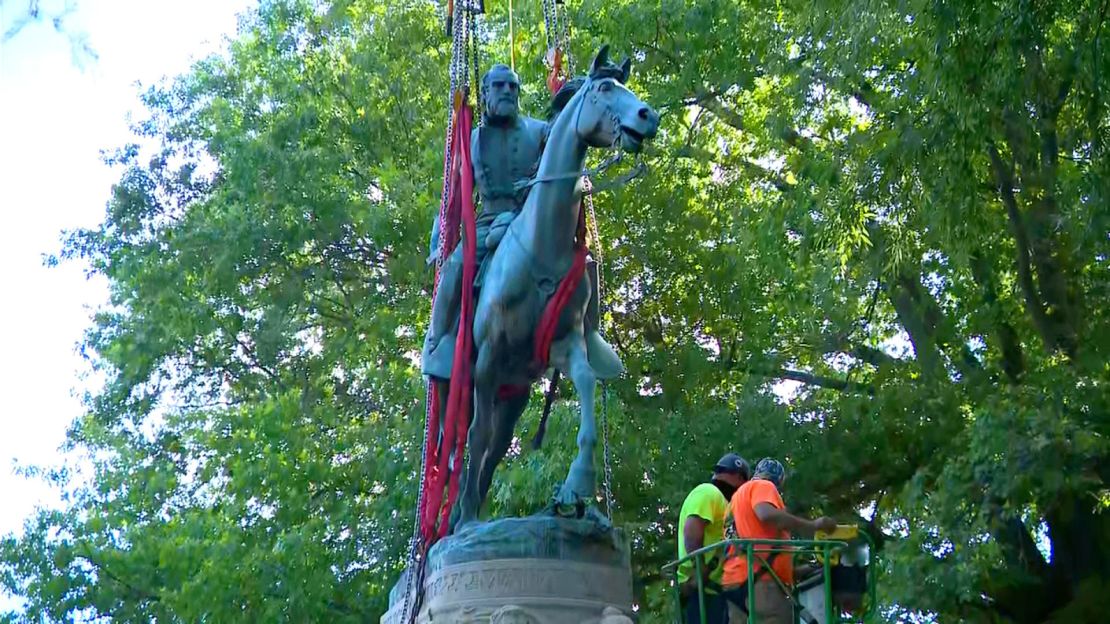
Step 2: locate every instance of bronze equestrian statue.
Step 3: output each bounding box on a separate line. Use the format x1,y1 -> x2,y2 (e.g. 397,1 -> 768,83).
422,47 -> 659,531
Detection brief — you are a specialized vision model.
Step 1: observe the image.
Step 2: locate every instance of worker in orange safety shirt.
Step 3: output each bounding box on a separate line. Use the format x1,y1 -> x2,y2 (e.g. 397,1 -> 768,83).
721,458 -> 836,624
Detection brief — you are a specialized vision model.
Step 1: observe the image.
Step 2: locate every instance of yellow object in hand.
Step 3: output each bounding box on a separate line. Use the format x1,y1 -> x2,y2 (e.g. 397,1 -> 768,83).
814,524 -> 859,542
814,524 -> 860,565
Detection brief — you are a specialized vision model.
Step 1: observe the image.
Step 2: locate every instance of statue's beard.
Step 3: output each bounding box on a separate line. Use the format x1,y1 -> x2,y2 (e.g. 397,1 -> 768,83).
486,99 -> 518,121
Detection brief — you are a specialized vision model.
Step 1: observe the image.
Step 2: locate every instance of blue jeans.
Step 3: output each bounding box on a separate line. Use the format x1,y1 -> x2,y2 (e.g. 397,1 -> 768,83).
683,591 -> 727,624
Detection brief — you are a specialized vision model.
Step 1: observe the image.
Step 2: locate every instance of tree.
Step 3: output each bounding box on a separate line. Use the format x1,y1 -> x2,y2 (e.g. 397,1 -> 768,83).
2,1 -> 97,67
2,0 -> 1109,622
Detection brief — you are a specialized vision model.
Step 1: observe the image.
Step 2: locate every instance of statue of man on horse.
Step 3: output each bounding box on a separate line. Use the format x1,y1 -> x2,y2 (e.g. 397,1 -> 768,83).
422,63 -> 549,380
421,47 -> 659,532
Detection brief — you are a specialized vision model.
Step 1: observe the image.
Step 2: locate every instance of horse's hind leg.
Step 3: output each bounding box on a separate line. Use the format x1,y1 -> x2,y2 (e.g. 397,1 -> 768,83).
555,334 -> 597,507
452,350 -> 497,531
432,377 -> 450,455
476,391 -> 531,507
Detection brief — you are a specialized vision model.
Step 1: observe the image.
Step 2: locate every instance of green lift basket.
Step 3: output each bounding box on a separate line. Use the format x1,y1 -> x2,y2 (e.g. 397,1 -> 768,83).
661,525 -> 877,624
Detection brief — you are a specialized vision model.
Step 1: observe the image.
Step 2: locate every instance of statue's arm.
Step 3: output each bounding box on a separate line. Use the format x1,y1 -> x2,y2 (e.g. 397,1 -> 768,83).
428,127 -> 481,265
539,118 -> 552,153
470,126 -> 481,180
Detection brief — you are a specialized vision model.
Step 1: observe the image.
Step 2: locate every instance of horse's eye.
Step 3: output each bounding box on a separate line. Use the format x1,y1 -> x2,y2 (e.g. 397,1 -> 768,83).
598,81 -> 614,92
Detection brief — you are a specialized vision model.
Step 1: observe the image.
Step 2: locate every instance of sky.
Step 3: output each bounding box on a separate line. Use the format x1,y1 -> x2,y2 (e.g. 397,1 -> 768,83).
0,0 -> 254,561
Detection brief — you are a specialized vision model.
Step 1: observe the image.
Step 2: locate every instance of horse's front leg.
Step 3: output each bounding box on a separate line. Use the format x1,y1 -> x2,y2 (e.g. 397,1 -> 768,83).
555,333 -> 597,508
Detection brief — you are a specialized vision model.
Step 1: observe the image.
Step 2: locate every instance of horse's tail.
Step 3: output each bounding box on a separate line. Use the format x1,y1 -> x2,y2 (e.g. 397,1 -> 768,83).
531,369 -> 560,450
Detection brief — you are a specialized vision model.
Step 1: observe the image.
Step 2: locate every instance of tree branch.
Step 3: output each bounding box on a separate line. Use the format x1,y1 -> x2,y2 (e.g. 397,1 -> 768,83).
969,252 -> 1025,382
75,547 -> 161,604
742,365 -> 875,394
987,142 -> 1057,352
820,333 -> 904,369
685,91 -> 746,133
886,275 -> 945,379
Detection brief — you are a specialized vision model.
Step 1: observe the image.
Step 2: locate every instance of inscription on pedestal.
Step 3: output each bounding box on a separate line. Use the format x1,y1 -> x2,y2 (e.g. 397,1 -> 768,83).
383,518 -> 634,624
424,559 -> 631,604
384,558 -> 633,624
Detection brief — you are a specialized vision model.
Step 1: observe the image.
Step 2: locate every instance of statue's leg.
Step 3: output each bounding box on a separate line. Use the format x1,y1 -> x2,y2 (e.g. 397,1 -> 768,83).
453,403 -> 489,530
476,391 -> 531,506
556,334 -> 597,505
422,245 -> 463,379
431,248 -> 462,335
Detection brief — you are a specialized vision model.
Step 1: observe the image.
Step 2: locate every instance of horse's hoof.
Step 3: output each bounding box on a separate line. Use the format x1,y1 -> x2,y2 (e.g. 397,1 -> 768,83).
551,484 -> 592,517
583,505 -> 612,530
452,518 -> 482,534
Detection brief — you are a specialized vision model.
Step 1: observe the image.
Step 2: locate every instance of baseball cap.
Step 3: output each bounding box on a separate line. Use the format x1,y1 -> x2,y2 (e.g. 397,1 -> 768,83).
713,453 -> 751,478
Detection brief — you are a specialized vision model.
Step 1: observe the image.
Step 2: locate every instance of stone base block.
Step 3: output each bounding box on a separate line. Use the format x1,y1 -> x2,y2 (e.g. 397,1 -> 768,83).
383,516 -> 635,624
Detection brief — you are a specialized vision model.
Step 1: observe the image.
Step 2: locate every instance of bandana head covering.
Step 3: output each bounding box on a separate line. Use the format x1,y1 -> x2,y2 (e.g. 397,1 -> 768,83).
753,458 -> 785,488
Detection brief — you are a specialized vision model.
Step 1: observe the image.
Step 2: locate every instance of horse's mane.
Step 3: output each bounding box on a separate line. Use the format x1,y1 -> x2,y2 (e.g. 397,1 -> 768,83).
546,60 -> 628,121
547,77 -> 587,121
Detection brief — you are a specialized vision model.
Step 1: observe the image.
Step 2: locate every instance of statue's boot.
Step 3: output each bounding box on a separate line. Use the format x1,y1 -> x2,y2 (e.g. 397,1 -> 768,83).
423,219 -> 496,380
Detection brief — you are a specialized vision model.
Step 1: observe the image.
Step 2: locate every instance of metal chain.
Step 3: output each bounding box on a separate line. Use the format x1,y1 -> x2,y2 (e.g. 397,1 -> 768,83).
582,180 -> 602,297
401,384 -> 431,624
542,0 -> 572,81
557,1 -> 571,75
585,176 -> 614,521
600,382 -> 615,519
402,2 -> 473,621
469,5 -> 480,121
542,0 -> 556,51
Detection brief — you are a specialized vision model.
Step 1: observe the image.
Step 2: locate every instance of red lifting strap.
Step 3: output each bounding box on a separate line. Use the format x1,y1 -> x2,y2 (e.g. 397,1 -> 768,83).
420,101 -> 477,546
496,203 -> 588,399
546,47 -> 567,95
532,206 -> 588,370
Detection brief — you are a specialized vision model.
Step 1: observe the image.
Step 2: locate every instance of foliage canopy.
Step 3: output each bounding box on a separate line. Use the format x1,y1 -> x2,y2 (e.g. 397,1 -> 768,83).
3,0 -> 1110,622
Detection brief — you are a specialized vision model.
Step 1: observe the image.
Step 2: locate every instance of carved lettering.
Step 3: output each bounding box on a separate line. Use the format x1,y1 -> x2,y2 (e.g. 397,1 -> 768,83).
419,562 -> 629,605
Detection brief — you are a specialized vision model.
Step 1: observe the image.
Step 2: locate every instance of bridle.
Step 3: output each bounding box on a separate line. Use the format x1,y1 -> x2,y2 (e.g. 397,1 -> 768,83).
514,76 -> 647,194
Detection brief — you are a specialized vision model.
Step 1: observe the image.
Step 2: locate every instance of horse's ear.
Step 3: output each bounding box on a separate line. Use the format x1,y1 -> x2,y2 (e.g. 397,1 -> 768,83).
591,45 -> 610,75
619,57 -> 631,83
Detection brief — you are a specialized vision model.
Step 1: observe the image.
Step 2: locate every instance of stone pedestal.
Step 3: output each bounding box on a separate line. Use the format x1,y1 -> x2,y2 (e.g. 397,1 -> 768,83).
382,516 -> 635,624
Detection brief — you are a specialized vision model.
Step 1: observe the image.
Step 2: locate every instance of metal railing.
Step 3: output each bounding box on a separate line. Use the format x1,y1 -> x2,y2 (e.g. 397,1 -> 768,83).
661,534 -> 876,624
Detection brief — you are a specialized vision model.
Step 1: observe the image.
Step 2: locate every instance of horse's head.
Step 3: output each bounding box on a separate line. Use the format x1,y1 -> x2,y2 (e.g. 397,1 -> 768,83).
570,45 -> 660,153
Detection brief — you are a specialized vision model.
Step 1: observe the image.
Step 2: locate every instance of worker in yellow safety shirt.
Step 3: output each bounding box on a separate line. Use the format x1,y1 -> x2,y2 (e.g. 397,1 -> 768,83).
676,453 -> 750,624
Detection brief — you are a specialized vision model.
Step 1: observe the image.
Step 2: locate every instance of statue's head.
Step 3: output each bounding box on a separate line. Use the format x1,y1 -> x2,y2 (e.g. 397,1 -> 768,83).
481,64 -> 521,123
569,45 -> 660,153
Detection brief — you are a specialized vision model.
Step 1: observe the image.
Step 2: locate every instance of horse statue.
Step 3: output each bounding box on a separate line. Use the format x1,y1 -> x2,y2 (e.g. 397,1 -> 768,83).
437,46 -> 659,531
